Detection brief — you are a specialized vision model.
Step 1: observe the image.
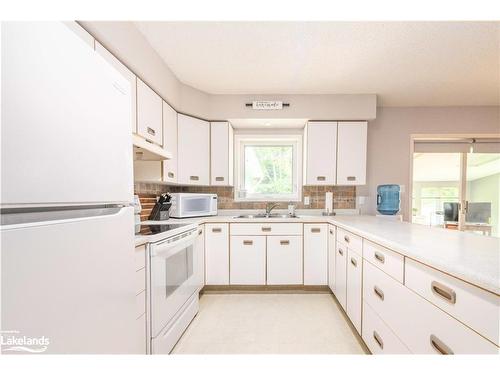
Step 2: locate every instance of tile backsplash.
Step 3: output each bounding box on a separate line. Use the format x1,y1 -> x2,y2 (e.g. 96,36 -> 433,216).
135,182 -> 356,215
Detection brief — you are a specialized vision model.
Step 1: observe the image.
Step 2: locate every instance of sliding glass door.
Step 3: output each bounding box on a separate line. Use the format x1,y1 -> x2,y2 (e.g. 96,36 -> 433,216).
411,138 -> 500,237
464,153 -> 500,237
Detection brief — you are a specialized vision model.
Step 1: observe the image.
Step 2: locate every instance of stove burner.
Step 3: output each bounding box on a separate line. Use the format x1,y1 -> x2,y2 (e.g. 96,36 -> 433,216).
139,223 -> 189,235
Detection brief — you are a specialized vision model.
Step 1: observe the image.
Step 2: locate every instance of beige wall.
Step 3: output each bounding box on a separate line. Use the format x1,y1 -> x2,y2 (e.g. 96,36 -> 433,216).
359,106 -> 500,220
79,21 -> 376,121
79,22 -> 499,222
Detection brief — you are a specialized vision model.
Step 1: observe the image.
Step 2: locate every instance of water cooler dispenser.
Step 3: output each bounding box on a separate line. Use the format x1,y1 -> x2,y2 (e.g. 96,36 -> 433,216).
376,184 -> 401,215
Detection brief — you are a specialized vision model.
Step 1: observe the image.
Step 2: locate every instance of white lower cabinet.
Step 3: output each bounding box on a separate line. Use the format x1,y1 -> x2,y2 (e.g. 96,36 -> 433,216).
363,260 -> 498,354
267,236 -> 303,285
230,236 -> 266,285
362,302 -> 410,354
327,225 -> 336,293
346,249 -> 362,334
195,225 -> 205,289
405,258 -> 499,346
335,242 -> 348,310
303,224 -> 328,285
205,224 -> 229,285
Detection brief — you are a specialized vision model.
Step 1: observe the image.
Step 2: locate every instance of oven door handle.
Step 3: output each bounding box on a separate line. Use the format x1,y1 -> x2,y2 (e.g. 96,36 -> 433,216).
150,230 -> 198,258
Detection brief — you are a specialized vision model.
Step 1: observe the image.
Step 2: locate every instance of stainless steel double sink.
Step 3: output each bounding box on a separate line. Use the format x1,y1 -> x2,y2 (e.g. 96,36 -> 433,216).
233,213 -> 299,219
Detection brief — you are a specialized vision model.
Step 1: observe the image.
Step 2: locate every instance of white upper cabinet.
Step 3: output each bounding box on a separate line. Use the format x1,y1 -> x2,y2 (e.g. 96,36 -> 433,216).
210,122 -> 234,186
136,79 -> 163,145
336,121 -> 367,185
95,41 -> 137,133
177,114 -> 210,185
305,122 -> 337,185
162,101 -> 178,183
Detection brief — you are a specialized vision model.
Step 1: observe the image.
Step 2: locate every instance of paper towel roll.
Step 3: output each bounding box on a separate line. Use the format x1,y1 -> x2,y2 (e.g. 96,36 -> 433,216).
325,192 -> 333,214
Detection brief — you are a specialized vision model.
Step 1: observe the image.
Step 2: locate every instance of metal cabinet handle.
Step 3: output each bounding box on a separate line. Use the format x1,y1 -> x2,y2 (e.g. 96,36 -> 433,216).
215,177 -> 224,181
167,172 -> 175,178
261,227 -> 272,232
374,251 -> 385,264
280,240 -> 290,245
338,248 -> 343,256
190,176 -> 199,181
147,127 -> 156,136
316,176 -> 326,181
430,334 -> 453,355
431,281 -> 456,304
347,176 -> 356,181
198,229 -> 203,235
311,227 -> 321,233
344,235 -> 350,243
329,229 -> 334,234
212,227 -> 222,233
350,257 -> 357,267
243,240 -> 253,245
373,331 -> 384,349
374,286 -> 384,301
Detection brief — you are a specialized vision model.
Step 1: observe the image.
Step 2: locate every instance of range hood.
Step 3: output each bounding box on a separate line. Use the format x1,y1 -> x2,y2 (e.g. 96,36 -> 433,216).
133,134 -> 172,161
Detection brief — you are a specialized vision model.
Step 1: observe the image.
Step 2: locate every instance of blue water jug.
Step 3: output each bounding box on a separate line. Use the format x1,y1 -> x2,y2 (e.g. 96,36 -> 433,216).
377,184 -> 400,215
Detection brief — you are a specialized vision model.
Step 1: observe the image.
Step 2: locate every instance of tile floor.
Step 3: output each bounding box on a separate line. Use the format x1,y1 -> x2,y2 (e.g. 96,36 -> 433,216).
172,293 -> 368,354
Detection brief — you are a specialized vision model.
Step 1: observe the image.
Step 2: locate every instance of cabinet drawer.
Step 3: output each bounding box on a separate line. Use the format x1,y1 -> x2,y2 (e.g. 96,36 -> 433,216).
363,240 -> 404,283
135,244 -> 146,271
230,223 -> 303,236
364,260 -> 498,354
337,228 -> 362,256
267,236 -> 303,285
230,236 -> 266,285
405,258 -> 499,345
136,290 -> 146,319
362,302 -> 410,354
135,267 -> 146,295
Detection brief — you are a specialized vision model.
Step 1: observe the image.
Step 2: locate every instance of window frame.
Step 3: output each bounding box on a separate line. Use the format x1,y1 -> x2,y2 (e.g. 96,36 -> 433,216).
234,133 -> 303,202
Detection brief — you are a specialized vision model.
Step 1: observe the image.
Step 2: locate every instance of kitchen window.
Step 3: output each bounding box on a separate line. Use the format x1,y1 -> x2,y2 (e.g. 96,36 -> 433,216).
234,134 -> 302,202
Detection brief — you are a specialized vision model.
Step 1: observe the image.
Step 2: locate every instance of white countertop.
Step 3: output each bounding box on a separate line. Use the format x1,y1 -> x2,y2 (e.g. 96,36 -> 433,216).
135,213 -> 500,295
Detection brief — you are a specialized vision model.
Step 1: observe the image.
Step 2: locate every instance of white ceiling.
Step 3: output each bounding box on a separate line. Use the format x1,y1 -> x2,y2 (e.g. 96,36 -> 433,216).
134,21 -> 500,106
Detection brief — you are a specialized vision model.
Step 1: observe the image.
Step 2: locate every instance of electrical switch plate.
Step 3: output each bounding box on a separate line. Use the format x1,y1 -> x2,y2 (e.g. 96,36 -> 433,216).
304,196 -> 310,205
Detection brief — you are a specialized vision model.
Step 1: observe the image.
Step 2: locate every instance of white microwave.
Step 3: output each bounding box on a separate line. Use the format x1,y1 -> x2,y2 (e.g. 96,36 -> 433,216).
169,193 -> 218,218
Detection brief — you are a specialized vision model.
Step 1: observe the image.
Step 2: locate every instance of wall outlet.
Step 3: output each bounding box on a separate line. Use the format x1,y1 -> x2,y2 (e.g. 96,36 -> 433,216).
304,196 -> 310,205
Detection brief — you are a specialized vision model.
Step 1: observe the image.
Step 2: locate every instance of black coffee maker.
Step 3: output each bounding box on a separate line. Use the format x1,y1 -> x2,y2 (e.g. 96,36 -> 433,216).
148,193 -> 172,221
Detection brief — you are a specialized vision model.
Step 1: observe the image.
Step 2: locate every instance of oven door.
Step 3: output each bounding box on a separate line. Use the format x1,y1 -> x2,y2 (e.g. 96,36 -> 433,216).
149,229 -> 199,338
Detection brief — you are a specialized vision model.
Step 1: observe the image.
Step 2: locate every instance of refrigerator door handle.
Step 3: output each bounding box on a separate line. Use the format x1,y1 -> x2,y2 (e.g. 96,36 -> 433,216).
1,206 -> 129,227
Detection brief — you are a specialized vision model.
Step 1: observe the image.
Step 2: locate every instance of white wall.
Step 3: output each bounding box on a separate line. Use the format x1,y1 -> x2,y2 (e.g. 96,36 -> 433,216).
359,106 -> 500,220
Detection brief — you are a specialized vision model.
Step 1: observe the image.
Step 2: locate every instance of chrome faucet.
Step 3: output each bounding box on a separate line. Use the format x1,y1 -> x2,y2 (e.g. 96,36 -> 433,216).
265,202 -> 280,217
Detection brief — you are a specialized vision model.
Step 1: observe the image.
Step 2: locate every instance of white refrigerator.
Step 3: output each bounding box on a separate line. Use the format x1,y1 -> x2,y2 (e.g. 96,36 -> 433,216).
1,22 -> 141,353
